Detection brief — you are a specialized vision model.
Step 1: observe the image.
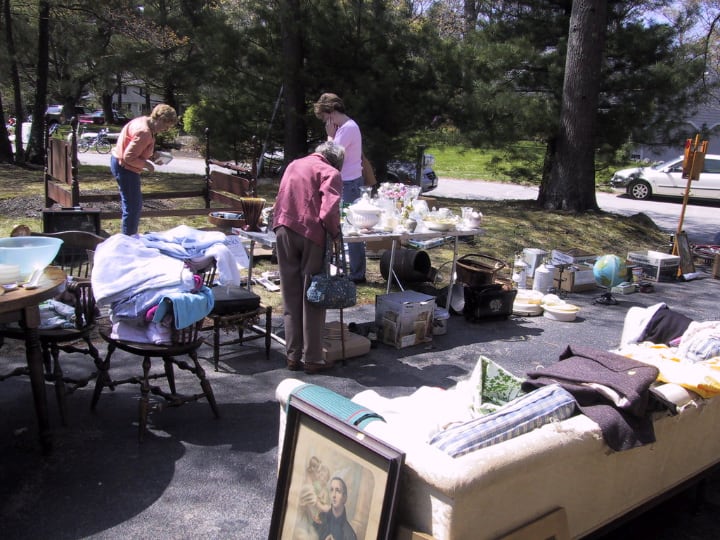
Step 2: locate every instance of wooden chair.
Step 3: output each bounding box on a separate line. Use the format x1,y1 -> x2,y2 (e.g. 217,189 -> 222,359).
92,315 -> 219,441
0,229 -> 105,425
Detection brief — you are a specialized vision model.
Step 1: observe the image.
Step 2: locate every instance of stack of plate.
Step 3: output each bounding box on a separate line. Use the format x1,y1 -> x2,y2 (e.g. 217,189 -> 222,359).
0,263 -> 20,287
513,289 -> 544,316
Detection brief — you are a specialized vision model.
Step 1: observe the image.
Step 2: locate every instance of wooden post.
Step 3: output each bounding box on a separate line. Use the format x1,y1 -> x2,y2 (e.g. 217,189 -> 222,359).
673,135 -> 708,277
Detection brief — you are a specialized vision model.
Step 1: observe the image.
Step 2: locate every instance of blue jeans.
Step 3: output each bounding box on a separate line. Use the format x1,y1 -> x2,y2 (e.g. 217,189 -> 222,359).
110,155 -> 142,235
342,177 -> 366,280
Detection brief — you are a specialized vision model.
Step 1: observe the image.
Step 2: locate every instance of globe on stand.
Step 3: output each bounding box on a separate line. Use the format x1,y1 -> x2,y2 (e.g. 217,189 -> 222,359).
593,254 -> 627,305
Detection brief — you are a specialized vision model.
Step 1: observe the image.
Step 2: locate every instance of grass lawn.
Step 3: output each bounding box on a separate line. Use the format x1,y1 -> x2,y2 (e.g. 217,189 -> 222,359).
0,154 -> 668,310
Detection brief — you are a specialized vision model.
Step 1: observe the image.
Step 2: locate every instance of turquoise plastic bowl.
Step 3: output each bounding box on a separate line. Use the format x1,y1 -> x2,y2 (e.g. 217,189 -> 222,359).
0,237 -> 63,280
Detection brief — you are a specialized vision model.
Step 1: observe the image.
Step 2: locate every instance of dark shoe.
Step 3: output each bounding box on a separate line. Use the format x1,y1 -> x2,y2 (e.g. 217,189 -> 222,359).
303,361 -> 334,374
351,277 -> 367,285
287,358 -> 302,371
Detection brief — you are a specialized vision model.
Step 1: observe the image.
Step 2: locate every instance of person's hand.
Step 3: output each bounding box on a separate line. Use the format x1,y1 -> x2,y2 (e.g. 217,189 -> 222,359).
144,160 -> 155,173
325,119 -> 338,138
299,485 -> 317,507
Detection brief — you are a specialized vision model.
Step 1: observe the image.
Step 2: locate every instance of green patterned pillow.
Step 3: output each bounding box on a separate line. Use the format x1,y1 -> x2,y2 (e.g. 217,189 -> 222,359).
469,356 -> 525,414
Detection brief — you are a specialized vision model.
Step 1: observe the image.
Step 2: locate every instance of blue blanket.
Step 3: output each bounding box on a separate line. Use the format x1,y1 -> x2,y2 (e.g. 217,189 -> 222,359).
151,286 -> 215,329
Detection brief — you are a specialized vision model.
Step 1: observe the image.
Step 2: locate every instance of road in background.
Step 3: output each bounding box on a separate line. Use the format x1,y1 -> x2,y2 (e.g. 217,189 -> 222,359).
79,152 -> 718,244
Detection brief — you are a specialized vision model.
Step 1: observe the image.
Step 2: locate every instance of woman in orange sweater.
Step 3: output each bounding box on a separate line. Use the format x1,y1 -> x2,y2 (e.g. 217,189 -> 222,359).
110,104 -> 177,235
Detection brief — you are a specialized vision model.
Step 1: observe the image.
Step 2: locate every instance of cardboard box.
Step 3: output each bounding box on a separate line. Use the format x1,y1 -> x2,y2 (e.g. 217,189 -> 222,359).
551,248 -> 597,265
375,291 -> 435,349
627,251 -> 680,282
553,264 -> 597,292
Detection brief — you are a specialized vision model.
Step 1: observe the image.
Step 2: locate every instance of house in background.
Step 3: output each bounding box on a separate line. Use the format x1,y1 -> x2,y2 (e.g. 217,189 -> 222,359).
634,101 -> 720,163
111,82 -> 164,119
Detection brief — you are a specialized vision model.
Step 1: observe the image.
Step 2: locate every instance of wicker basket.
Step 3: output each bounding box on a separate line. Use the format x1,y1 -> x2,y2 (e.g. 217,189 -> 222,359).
455,254 -> 508,287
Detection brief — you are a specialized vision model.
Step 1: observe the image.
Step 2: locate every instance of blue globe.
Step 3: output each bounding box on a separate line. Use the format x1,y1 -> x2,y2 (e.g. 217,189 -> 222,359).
593,254 -> 627,287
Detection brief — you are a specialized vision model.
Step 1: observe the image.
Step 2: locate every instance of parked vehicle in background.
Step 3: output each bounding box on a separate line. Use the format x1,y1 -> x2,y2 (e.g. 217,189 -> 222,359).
386,152 -> 438,192
610,155 -> 720,201
85,109 -> 130,125
46,105 -> 91,126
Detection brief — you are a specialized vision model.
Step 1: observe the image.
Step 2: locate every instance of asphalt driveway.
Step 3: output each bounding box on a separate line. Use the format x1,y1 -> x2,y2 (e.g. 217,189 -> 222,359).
1,267 -> 719,539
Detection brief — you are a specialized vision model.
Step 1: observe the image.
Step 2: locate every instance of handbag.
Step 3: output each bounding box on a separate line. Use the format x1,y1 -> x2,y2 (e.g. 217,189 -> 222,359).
306,232 -> 357,309
361,153 -> 377,187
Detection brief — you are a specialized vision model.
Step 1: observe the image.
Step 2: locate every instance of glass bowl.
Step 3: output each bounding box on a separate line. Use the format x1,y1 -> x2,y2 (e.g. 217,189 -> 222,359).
0,236 -> 63,281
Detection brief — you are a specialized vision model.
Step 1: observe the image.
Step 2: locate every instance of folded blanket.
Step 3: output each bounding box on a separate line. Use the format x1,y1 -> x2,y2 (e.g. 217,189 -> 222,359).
150,286 -> 215,329
523,345 -> 659,451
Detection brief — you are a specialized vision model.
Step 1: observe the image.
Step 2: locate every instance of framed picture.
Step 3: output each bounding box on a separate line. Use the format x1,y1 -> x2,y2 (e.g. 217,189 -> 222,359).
269,395 -> 405,540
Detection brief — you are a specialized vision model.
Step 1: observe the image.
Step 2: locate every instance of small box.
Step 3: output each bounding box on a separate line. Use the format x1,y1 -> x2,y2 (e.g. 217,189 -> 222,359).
376,291 -> 435,349
551,248 -> 597,265
553,264 -> 597,292
611,282 -> 637,295
626,251 -> 680,282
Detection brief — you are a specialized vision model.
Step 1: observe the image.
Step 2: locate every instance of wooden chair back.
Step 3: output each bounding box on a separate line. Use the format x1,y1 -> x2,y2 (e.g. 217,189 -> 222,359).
31,230 -> 106,278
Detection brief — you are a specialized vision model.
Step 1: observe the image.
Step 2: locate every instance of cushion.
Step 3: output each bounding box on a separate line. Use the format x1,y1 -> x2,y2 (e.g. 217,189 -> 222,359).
641,305 -> 693,345
210,285 -> 261,315
464,356 -> 525,414
290,383 -> 385,430
429,384 -> 576,458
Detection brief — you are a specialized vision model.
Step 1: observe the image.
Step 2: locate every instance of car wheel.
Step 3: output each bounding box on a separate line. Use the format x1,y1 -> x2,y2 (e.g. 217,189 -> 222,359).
627,179 -> 651,200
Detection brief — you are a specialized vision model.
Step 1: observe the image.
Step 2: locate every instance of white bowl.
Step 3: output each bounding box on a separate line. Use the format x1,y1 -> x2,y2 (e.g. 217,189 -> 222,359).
542,304 -> 580,322
425,221 -> 456,232
347,210 -> 381,230
0,237 -> 63,280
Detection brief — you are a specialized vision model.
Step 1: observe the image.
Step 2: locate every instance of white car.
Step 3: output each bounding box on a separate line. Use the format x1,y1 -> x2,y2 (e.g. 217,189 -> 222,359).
610,154 -> 720,200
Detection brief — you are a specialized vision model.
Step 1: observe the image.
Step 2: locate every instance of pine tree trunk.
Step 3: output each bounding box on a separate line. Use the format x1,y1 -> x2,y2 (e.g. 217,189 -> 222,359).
280,0 -> 307,165
539,0 -> 607,211
25,0 -> 51,165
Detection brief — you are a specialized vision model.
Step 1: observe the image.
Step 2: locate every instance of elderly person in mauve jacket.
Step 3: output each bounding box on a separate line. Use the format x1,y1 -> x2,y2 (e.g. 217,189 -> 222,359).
272,142 -> 345,374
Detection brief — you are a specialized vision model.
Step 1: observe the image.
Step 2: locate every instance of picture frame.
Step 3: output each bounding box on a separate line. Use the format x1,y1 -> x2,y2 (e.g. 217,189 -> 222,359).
269,395 -> 405,540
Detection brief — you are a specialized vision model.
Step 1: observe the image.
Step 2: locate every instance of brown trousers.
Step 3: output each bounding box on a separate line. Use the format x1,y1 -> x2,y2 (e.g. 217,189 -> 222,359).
274,226 -> 327,363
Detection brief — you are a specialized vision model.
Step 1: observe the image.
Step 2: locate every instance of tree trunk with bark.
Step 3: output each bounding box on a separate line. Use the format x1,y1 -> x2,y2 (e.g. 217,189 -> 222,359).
279,0 -> 307,166
25,0 -> 51,165
539,0 -> 608,212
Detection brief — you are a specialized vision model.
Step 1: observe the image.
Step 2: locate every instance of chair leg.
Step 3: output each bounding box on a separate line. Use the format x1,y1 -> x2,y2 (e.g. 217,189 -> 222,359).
264,306 -> 272,359
139,356 -> 152,442
163,358 -> 177,395
191,351 -> 219,418
91,342 -> 116,411
49,343 -> 69,426
213,323 -> 221,371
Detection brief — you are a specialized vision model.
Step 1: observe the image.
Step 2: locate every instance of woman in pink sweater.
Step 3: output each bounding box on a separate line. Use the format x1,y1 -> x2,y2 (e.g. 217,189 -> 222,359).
110,104 -> 177,235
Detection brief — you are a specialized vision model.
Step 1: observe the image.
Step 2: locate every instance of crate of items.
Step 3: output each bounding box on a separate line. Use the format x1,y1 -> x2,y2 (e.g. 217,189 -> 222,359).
626,251 -> 680,282
375,291 -> 435,349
